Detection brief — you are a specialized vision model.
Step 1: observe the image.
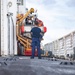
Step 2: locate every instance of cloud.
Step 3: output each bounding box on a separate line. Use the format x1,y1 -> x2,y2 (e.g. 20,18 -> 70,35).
26,0 -> 75,45
66,0 -> 75,7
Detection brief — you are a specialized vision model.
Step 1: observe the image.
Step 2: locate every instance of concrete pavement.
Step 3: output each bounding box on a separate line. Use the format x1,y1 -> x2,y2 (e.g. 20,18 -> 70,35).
0,56 -> 75,75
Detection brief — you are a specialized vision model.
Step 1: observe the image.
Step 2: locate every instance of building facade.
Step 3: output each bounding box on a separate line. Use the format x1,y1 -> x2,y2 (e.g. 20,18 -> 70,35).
44,31 -> 75,58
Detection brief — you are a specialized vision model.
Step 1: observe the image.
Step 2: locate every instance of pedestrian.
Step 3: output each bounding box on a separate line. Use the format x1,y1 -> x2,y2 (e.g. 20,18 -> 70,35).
30,21 -> 42,59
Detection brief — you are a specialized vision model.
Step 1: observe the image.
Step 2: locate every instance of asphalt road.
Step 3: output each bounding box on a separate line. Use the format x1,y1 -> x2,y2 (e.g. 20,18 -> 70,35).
0,56 -> 75,75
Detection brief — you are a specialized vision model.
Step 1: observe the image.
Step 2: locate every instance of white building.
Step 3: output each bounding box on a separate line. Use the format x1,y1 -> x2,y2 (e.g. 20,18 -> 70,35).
44,31 -> 75,58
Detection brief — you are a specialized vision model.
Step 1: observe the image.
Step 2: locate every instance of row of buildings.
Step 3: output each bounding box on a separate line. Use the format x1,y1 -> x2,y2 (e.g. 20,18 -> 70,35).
43,31 -> 75,59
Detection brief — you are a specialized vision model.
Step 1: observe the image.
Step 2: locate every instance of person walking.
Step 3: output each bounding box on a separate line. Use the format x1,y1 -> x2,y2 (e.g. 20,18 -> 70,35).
30,21 -> 42,59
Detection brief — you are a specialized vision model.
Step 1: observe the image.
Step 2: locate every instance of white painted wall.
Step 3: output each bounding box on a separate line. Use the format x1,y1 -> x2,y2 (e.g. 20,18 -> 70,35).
1,0 -> 17,56
7,0 -> 17,55
1,0 -> 8,55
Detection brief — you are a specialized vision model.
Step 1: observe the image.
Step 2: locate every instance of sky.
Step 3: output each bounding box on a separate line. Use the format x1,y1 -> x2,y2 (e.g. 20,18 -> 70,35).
26,0 -> 75,45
